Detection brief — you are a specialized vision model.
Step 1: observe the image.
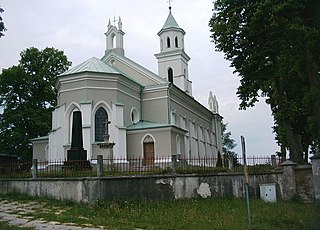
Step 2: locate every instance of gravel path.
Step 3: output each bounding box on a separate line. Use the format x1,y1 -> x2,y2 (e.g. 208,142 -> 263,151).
0,199 -> 105,230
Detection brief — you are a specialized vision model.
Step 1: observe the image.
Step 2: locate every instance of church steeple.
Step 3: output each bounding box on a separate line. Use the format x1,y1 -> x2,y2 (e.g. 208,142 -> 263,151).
155,7 -> 192,95
105,16 -> 125,56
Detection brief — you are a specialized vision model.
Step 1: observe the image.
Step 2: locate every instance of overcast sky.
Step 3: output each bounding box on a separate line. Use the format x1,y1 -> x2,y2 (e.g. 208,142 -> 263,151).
0,0 -> 279,156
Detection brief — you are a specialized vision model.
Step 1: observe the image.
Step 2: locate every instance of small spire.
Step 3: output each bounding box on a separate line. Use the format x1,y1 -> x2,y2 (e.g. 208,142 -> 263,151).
118,16 -> 122,30
208,91 -> 219,114
107,19 -> 111,29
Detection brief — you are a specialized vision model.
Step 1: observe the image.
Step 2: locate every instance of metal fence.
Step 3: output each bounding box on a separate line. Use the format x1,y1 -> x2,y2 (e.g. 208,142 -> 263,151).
0,155 -> 282,179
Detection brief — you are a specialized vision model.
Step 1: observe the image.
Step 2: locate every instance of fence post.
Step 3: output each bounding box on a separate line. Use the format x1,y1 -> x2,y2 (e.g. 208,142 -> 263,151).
310,155 -> 320,202
97,155 -> 103,177
229,156 -> 234,171
271,154 -> 276,167
171,155 -> 177,173
281,160 -> 297,200
32,159 -> 37,179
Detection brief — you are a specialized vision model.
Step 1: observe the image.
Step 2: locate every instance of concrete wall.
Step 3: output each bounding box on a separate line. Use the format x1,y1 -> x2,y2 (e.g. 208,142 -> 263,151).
0,173 -> 280,203
0,165 -> 315,203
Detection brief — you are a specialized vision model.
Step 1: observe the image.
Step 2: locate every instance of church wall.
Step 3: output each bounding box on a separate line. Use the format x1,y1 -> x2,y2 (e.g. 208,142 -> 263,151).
114,83 -> 141,127
127,128 -> 172,158
52,72 -> 143,161
142,99 -> 169,124
168,87 -> 220,158
32,139 -> 48,162
142,88 -> 169,124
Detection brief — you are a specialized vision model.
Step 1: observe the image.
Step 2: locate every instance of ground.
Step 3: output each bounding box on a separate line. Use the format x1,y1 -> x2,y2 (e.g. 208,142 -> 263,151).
0,199 -> 103,230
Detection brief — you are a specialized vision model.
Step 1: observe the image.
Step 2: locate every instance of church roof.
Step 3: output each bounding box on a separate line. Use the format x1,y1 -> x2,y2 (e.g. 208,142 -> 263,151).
127,121 -> 171,131
161,10 -> 180,30
60,57 -> 120,76
158,9 -> 185,35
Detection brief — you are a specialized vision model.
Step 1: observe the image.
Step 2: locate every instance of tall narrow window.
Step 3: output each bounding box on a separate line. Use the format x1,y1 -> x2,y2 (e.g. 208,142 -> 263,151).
111,33 -> 116,49
175,36 -> 178,48
168,68 -> 173,83
95,107 -> 108,142
167,37 -> 171,48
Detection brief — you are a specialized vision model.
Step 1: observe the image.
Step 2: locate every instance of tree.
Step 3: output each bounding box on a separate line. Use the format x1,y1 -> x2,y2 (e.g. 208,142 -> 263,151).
0,6 -> 6,37
221,122 -> 238,166
0,47 -> 71,159
209,0 -> 320,164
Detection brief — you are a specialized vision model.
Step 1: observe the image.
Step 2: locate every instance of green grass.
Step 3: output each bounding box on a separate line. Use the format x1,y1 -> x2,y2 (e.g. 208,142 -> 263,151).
0,220 -> 33,230
1,193 -> 319,230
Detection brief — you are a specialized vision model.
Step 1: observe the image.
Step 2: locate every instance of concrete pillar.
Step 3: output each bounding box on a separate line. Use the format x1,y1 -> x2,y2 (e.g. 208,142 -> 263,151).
97,155 -> 103,177
271,155 -> 276,167
281,160 -> 297,200
310,155 -> 320,202
32,159 -> 37,179
228,157 -> 234,171
171,155 -> 177,173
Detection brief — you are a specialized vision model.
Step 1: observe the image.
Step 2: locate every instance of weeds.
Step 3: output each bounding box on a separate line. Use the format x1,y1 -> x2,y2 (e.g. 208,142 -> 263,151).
0,193 -> 319,230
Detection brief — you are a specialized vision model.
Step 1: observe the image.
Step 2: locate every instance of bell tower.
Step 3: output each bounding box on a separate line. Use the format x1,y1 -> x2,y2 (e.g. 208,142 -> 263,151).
105,17 -> 125,56
155,7 -> 192,95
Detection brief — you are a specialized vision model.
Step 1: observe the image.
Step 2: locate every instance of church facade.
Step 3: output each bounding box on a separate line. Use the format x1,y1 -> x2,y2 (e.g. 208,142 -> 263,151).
32,9 -> 223,164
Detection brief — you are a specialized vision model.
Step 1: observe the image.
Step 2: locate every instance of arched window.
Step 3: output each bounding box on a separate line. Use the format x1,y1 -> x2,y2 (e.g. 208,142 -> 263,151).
111,33 -> 116,49
175,36 -> 178,48
167,37 -> 171,48
95,107 -> 108,142
168,68 -> 173,83
131,107 -> 139,124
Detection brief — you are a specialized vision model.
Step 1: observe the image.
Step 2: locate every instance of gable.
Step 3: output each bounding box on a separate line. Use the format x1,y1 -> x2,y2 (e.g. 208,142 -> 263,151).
101,52 -> 167,87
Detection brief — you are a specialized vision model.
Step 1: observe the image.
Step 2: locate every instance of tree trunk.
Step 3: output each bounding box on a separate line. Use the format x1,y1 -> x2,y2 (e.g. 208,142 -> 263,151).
274,73 -> 304,164
305,45 -> 320,148
283,119 -> 304,163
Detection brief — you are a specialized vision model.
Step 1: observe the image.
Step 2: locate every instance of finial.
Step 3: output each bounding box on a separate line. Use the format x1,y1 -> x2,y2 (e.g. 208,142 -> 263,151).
118,16 -> 122,30
167,0 -> 173,11
107,19 -> 111,29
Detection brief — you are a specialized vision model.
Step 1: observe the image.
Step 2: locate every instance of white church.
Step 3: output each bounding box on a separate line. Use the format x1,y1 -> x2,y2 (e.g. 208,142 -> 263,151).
32,7 -> 223,165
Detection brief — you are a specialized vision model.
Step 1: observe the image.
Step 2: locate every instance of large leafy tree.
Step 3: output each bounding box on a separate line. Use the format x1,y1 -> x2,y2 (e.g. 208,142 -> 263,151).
0,6 -> 6,37
209,0 -> 320,163
0,47 -> 71,159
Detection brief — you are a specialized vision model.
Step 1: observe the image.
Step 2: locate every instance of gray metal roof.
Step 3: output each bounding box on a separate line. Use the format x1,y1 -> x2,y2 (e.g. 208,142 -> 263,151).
127,121 -> 170,131
162,10 -> 180,30
60,57 -> 120,76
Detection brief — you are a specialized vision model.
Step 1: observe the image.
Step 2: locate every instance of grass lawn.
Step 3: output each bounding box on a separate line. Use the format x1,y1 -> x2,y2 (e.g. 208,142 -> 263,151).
1,194 -> 319,230
0,220 -> 33,230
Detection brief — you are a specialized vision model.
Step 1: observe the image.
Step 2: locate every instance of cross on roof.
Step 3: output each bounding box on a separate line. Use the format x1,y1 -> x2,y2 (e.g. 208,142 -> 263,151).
167,0 -> 173,8
112,15 -> 118,26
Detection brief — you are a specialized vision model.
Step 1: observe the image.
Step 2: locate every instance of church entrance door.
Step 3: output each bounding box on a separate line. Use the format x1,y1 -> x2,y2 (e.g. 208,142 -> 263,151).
143,142 -> 154,166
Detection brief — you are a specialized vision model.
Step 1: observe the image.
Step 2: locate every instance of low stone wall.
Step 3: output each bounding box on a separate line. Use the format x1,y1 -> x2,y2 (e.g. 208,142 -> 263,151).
0,164 -> 316,203
0,173 -> 280,203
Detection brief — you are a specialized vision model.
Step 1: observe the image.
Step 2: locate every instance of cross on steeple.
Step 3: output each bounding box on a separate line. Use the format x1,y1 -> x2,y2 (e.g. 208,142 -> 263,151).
167,0 -> 173,10
112,15 -> 118,26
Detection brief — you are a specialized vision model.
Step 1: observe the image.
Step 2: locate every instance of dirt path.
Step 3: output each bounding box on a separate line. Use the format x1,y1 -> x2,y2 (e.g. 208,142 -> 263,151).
0,199 -> 105,230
